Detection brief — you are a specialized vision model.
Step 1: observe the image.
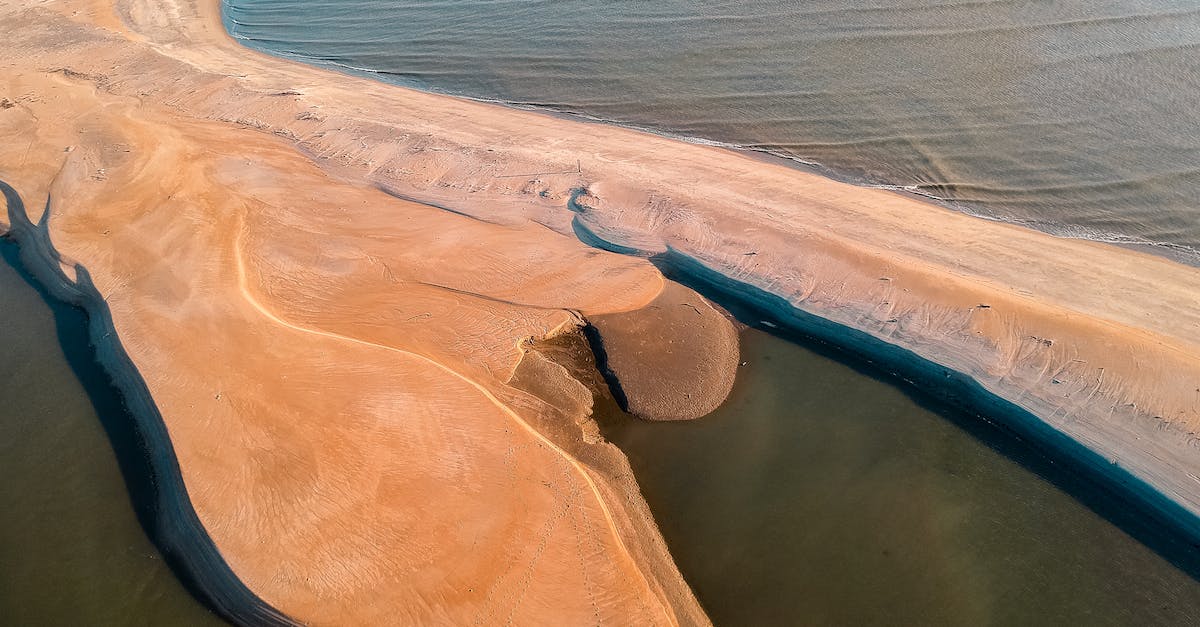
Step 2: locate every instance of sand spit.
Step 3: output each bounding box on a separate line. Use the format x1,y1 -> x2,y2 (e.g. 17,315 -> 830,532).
1,0 -> 1200,623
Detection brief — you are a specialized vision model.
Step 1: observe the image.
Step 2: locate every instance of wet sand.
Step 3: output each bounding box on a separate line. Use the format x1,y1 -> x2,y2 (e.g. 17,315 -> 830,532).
0,0 -> 1199,623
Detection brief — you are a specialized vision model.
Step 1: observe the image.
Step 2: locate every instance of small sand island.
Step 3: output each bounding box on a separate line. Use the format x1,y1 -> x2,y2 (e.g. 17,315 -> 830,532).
3,0 -> 1200,624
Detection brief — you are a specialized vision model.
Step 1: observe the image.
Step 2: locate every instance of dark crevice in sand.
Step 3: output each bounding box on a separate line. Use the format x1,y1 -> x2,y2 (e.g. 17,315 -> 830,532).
416,279 -> 571,312
579,321 -> 631,414
0,180 -> 298,627
375,182 -> 509,226
562,199 -> 1200,580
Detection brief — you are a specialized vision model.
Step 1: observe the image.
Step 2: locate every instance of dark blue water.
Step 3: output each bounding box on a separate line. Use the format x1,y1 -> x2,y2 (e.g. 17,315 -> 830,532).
224,0 -> 1200,264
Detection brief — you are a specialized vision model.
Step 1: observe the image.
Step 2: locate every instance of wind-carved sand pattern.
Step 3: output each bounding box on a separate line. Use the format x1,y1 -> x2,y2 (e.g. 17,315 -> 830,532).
229,215 -> 652,599
2,0 -> 1200,624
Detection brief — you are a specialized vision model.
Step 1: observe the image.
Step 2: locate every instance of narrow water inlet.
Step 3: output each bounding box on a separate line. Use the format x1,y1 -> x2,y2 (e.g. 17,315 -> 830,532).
554,235 -> 1200,622
650,248 -> 1200,572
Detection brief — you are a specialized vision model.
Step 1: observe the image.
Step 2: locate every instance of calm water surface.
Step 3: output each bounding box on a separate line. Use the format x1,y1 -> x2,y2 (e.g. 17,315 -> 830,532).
0,243 -> 223,625
601,329 -> 1200,625
225,0 -> 1200,262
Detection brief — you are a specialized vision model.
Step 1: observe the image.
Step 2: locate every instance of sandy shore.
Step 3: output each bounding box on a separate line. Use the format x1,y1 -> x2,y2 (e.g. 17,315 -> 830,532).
2,0 -> 1200,623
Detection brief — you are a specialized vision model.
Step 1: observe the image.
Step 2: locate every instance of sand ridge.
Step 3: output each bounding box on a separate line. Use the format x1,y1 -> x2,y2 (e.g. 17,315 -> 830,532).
228,214 -> 647,588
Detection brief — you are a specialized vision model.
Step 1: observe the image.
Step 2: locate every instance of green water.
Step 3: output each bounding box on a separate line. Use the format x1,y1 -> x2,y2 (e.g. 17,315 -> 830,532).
0,243 -> 224,625
601,328 -> 1200,626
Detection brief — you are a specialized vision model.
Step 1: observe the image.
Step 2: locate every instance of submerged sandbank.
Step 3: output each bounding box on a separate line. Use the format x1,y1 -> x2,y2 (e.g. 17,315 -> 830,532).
1,0 -> 1199,623
587,281 -> 738,421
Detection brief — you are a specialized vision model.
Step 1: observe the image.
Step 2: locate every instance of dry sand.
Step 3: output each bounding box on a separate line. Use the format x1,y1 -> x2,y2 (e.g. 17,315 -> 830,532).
2,0 -> 1200,624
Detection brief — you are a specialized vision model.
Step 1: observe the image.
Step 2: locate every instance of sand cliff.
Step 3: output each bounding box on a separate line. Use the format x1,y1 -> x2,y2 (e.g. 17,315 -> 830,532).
2,0 -> 1200,624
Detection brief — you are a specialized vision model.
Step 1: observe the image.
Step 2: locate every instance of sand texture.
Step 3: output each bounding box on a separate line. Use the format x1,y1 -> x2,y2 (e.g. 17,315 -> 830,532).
589,282 -> 739,421
1,0 -> 1199,624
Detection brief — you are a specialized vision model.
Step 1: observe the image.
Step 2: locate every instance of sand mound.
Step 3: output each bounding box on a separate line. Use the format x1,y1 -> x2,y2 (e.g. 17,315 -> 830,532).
590,282 -> 740,421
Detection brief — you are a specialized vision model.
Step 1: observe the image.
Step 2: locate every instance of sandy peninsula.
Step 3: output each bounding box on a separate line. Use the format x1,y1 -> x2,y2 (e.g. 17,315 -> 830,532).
2,0 -> 1200,624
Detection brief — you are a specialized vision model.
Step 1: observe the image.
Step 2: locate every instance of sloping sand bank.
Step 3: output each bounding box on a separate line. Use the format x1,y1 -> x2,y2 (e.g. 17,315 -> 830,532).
2,0 -> 1200,624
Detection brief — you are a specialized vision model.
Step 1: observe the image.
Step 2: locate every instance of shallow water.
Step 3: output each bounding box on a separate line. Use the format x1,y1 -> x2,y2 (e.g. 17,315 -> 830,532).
224,0 -> 1200,263
0,242 -> 224,625
600,328 -> 1200,625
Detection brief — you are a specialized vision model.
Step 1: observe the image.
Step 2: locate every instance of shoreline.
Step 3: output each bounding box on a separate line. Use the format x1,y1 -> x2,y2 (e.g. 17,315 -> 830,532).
0,182 -> 297,626
219,1 -> 1200,269
647,247 -> 1200,569
3,0 -> 1200,622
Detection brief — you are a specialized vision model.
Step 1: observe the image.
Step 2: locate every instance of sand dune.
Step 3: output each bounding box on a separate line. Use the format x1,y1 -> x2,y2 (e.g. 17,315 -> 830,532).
2,0 -> 1200,624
